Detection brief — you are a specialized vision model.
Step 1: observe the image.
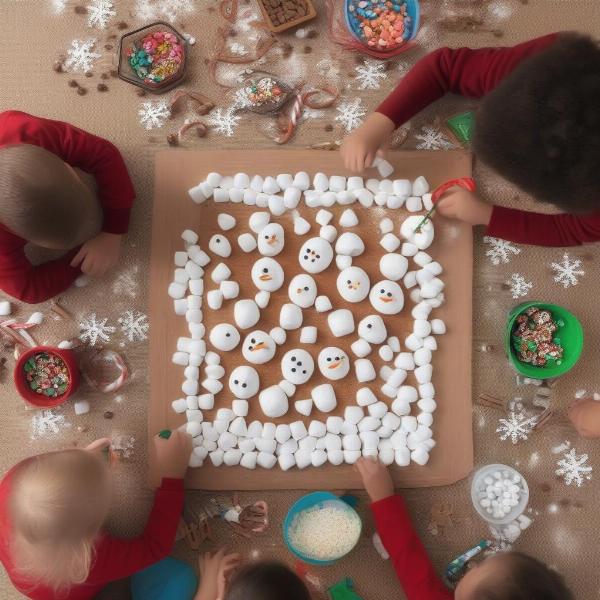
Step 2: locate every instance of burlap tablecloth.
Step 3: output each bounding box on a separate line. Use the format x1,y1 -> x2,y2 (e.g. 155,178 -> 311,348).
1,1 -> 600,598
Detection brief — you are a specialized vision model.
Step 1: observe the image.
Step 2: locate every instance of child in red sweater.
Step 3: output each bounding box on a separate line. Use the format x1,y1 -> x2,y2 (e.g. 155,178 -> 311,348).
341,32 -> 600,247
355,458 -> 572,600
0,431 -> 191,600
0,110 -> 136,303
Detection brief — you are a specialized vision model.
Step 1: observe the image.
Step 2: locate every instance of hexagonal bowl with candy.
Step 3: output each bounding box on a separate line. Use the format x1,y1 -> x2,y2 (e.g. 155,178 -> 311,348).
118,22 -> 187,94
14,346 -> 80,408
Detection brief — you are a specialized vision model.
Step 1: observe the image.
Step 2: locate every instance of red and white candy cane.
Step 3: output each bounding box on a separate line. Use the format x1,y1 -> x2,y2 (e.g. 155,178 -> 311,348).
431,177 -> 477,203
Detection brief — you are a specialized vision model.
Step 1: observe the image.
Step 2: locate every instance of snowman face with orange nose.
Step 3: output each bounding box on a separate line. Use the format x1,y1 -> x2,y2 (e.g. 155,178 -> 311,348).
257,223 -> 285,257
317,347 -> 350,381
369,280 -> 404,315
288,274 -> 317,308
337,266 -> 370,303
242,330 -> 277,364
251,257 -> 284,292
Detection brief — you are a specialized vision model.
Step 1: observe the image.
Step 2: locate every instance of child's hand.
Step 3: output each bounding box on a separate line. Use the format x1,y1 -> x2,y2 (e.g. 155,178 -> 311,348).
85,438 -> 112,453
568,398 -> 600,438
341,113 -> 395,173
196,549 -> 241,600
154,430 -> 192,480
355,457 -> 395,503
70,232 -> 122,278
435,188 -> 493,226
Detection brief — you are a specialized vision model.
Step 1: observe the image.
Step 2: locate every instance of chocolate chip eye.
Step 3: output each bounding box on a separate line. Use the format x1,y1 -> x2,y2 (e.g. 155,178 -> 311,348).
380,289 -> 385,294
302,370 -> 307,374
297,361 -> 303,366
347,280 -> 351,284
242,383 -> 247,388
387,292 -> 392,297
316,254 -> 321,259
304,286 -> 309,291
234,380 -> 239,384
264,235 -> 269,239
306,248 -> 311,253
226,333 -> 230,337
291,357 -> 296,362
216,238 -> 221,243
291,368 -> 296,372
367,324 -> 372,328
251,338 -> 256,343
262,268 -> 268,273
335,356 -> 340,361
327,357 -> 332,362
303,255 -> 308,260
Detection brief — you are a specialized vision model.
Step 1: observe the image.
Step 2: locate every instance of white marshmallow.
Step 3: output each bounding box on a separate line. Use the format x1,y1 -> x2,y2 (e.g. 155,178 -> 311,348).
211,263 -> 231,284
431,319 -> 447,334
269,326 -> 287,345
326,416 -> 344,435
404,334 -> 423,351
327,309 -> 355,337
277,173 -> 294,190
414,348 -> 432,366
356,188 -> 374,207
290,420 -> 308,440
379,253 -> 408,281
316,209 -> 333,226
311,383 -> 337,413
315,295 -> 332,312
293,171 -> 310,190
300,326 -> 317,344
412,175 -> 430,196
329,175 -> 346,193
355,359 -> 376,382
249,211 -> 270,233
168,282 -> 187,299
344,406 -> 364,425
268,194 -> 285,216
414,364 -> 433,384
335,232 -> 365,256
373,156 -> 394,178
356,388 -> 378,407
293,213 -> 311,235
220,280 -> 239,300
255,290 -> 270,309
413,319 -> 432,338
380,233 -> 401,253
336,255 -> 353,270
351,338 -> 372,358
406,196 -> 422,212
233,299 -> 260,330
392,179 -> 411,197
320,225 -> 338,243
378,345 -> 394,362
336,190 -> 355,205
294,398 -> 313,416
339,208 -> 359,228
207,289 -> 223,310
259,385 -> 289,418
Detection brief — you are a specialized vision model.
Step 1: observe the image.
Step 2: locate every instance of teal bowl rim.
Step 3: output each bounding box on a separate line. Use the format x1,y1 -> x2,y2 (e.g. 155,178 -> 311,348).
283,491 -> 362,566
504,301 -> 584,378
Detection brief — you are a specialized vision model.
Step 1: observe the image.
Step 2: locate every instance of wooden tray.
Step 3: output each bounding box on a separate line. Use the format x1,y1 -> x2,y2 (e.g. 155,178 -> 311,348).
149,150 -> 474,490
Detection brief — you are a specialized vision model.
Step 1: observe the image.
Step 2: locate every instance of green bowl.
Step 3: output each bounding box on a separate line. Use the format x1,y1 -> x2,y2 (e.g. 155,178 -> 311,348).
505,302 -> 583,379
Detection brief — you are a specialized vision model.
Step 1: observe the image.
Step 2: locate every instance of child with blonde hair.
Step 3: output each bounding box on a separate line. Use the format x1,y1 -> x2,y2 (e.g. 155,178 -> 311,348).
0,431 -> 192,599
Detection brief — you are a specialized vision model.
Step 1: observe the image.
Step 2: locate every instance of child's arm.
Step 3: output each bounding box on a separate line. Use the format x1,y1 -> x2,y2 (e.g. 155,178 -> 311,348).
85,432 -> 192,583
356,459 -> 453,600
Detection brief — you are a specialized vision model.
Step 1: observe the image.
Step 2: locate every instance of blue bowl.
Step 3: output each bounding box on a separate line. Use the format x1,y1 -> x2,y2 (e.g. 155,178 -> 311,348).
344,0 -> 420,48
283,492 -> 362,566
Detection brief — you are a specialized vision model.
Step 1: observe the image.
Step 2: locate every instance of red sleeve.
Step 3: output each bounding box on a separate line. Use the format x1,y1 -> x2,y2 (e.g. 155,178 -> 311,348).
370,495 -> 453,600
0,111 -> 135,234
0,227 -> 81,304
487,205 -> 600,246
85,478 -> 185,584
376,33 -> 559,127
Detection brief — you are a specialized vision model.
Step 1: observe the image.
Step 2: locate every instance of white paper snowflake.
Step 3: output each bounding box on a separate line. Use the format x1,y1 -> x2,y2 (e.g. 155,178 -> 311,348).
138,101 -> 171,130
231,88 -> 253,111
508,273 -> 532,299
415,126 -> 456,150
555,448 -> 592,487
134,0 -> 194,22
64,39 -> 101,73
229,42 -> 248,56
483,236 -> 521,265
79,313 -> 116,346
87,0 -> 116,28
111,434 -> 136,458
335,98 -> 367,132
112,266 -> 139,298
31,409 -> 71,439
551,253 -> 584,288
118,310 -> 149,343
51,0 -> 67,13
207,108 -> 241,137
354,60 -> 387,90
496,411 -> 538,444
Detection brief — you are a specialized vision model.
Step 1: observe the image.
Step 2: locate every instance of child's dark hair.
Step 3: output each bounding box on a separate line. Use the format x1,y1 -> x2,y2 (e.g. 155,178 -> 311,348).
224,561 -> 311,600
476,552 -> 573,600
474,32 -> 600,213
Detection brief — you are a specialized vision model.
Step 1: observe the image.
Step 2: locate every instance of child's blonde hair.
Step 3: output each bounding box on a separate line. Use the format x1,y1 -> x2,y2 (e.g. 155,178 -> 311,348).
8,449 -> 111,593
0,144 -> 93,248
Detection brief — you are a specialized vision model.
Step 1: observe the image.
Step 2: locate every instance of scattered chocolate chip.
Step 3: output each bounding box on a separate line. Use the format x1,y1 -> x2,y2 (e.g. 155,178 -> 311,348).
167,133 -> 179,146
85,71 -> 93,78
306,29 -> 318,39
77,87 -> 88,95
303,45 -> 312,54
68,79 -> 79,88
324,124 -> 333,132
103,410 -> 114,419
108,33 -> 117,40
100,72 -> 110,80
97,83 -> 108,92
74,5 -> 87,14
53,60 -> 64,73
104,44 -> 113,50
110,69 -> 118,78
136,88 -> 146,97
559,498 -> 571,507
117,21 -> 128,30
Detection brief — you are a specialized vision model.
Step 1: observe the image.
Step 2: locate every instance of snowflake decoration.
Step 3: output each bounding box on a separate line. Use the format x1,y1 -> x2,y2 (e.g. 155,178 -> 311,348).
555,448 -> 593,487
86,0 -> 116,28
496,411 -> 538,444
118,310 -> 149,343
207,108 -> 241,137
302,107 -> 326,121
138,101 -> 171,130
51,0 -> 66,13
483,236 -> 521,265
335,98 -> 367,132
231,88 -> 253,111
31,409 -> 71,439
134,0 -> 194,22
79,313 -> 116,346
111,435 -> 136,458
229,42 -> 248,56
354,60 -> 387,90
415,126 -> 456,150
112,266 -> 139,298
488,0 -> 513,21
551,253 -> 584,288
64,39 -> 101,73
508,273 -> 532,299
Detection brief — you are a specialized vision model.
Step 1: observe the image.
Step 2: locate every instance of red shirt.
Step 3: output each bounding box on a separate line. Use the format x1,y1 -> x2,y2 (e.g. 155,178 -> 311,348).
377,33 -> 600,247
371,494 -> 453,600
0,111 -> 135,303
0,468 -> 184,600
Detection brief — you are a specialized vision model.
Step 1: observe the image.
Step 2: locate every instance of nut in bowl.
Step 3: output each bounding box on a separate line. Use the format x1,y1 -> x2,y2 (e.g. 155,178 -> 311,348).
283,492 -> 362,565
14,346 -> 80,408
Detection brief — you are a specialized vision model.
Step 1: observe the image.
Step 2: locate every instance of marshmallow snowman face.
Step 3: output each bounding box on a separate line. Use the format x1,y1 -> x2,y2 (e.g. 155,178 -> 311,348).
358,315 -> 388,344
257,223 -> 285,257
298,237 -> 334,274
369,280 -> 404,315
251,257 -> 284,292
281,349 -> 315,385
228,365 -> 260,399
317,347 -> 350,380
336,266 -> 370,303
288,274 -> 317,308
242,330 -> 277,364
209,323 -> 240,351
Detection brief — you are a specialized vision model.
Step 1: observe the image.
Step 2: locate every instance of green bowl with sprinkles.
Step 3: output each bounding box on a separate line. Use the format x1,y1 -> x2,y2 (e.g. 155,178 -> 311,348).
505,302 -> 583,379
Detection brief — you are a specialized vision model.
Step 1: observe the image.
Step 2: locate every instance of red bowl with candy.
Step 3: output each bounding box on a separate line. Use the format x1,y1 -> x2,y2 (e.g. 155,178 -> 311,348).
14,346 -> 80,408
118,22 -> 187,94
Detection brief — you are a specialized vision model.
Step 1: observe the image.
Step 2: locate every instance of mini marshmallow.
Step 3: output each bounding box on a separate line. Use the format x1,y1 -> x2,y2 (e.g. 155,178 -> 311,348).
418,398 -> 437,413
351,338 -> 372,358
392,179 -> 411,197
380,253 -> 408,281
232,399 -> 249,417
211,263 -> 231,284
255,290 -> 270,309
205,365 -> 225,379
243,189 -> 257,205
374,192 -> 387,207
249,211 -> 270,233
278,453 -> 296,471
336,255 -> 353,270
184,366 -> 199,381
202,378 -> 223,394
404,334 -> 423,351
321,191 -> 337,207
356,188 -> 374,207
262,176 -> 280,195
290,420 -> 308,441
406,196 -> 422,212
344,405 -> 364,425
311,383 -> 337,413
282,186 -> 301,210
213,188 -> 229,203
188,185 -> 207,204
280,303 -> 303,330
386,195 -> 403,209
356,388 -> 378,407
234,299 -> 260,330
305,190 -> 323,207
411,448 -> 429,466
431,319 -> 447,334
259,385 -> 289,418
256,193 -> 269,207
185,260 -> 204,279
419,383 -> 435,399
182,379 -> 199,396
294,398 -> 313,416
186,421 -> 202,437
315,295 -> 333,313
185,308 -> 203,325
300,326 -> 317,344
308,420 -> 327,438
174,251 -> 188,267
229,416 -> 247,437
401,242 -> 418,257
270,326 -> 287,345
417,412 -> 434,427
355,359 -> 376,382
172,398 -> 188,413
327,309 -> 355,337
414,348 -> 432,366
277,173 -> 294,190
423,336 -> 437,351
207,289 -> 224,310
378,345 -> 394,362
328,450 -> 344,465
339,208 -> 359,228
327,175 -> 345,193
188,246 -> 211,267
336,190 -> 355,205
220,280 -> 239,300
293,213 -> 311,235
168,282 -> 187,299
335,232 -> 365,256
174,268 -> 189,285
275,424 -> 292,444
279,379 -> 296,397
223,448 -> 242,466
387,368 -> 407,388
240,452 -> 257,470
293,171 -> 310,190
255,438 -> 277,454
380,233 -> 401,252
414,364 -> 433,384
413,319 -> 432,338
197,394 -> 215,410
320,225 -> 337,243
205,351 -> 220,365
412,175 -> 430,196
268,194 -> 285,216
316,209 -> 333,226
229,188 -> 244,203
414,251 -> 432,267
373,156 -> 394,178
188,296 -> 202,311
359,416 -> 381,433
411,301 -> 432,320
368,401 -> 388,420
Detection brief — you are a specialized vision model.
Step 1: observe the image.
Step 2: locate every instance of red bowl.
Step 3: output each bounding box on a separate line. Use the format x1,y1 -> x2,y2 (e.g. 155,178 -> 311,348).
14,346 -> 80,408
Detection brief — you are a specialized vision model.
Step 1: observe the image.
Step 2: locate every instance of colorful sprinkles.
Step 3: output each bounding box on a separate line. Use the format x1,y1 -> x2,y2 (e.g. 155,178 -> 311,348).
127,31 -> 184,84
512,307 -> 564,367
24,352 -> 70,397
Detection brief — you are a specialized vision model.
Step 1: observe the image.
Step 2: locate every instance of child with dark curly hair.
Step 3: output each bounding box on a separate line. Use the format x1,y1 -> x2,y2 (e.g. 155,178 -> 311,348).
342,32 -> 600,247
